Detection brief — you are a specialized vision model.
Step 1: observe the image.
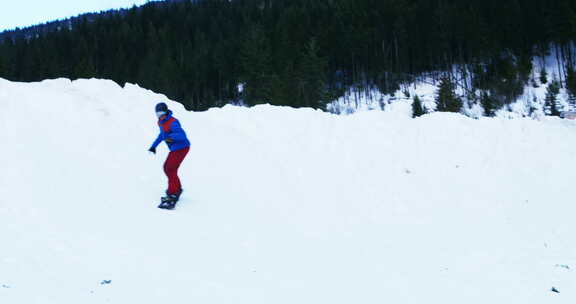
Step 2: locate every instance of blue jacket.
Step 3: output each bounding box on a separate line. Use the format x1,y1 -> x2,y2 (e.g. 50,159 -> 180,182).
150,110 -> 190,152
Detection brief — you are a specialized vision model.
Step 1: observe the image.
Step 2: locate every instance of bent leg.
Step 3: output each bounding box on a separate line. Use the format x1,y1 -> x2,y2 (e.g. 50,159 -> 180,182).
163,147 -> 190,195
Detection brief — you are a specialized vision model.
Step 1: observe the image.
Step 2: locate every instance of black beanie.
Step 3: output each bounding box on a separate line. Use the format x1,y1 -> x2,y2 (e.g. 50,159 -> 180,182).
155,102 -> 168,113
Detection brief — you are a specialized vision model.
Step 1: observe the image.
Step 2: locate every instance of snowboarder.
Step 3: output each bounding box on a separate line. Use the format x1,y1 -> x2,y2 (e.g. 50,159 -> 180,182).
148,102 -> 190,209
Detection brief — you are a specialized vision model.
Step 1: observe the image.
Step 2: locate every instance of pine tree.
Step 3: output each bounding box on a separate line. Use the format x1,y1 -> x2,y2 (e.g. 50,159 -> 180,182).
73,57 -> 98,79
545,79 -> 561,116
412,95 -> 425,117
239,27 -> 276,105
565,65 -> 576,110
295,38 -> 329,109
539,67 -> 548,84
436,77 -> 462,113
569,94 -> 576,112
480,91 -> 497,117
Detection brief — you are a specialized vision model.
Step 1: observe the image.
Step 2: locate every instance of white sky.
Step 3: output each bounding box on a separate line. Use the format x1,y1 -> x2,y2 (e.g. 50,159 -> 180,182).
0,0 -> 152,31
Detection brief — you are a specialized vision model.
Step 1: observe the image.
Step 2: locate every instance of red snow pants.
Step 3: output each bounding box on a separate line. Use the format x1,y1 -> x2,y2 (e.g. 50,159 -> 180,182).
163,147 -> 190,195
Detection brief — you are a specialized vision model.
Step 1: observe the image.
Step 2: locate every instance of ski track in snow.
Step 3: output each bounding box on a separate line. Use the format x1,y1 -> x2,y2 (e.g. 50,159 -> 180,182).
1,78 -> 575,303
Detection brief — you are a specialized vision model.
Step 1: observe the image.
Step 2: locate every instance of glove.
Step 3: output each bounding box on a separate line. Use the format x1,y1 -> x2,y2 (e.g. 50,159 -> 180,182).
148,147 -> 156,154
165,138 -> 174,143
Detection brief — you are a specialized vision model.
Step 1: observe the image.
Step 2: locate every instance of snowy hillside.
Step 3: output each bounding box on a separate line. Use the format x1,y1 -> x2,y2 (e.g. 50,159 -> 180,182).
1,78 -> 576,304
329,52 -> 576,118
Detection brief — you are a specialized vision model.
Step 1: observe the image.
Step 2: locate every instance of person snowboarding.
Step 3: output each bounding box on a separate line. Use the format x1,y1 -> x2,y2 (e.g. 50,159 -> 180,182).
148,102 -> 190,209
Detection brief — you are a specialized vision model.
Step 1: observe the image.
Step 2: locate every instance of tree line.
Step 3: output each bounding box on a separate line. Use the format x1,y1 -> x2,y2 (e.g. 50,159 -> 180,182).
0,0 -> 575,113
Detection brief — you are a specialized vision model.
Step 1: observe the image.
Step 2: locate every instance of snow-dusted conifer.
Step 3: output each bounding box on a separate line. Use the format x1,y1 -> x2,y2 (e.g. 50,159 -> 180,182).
540,67 -> 548,84
412,95 -> 425,117
565,65 -> 576,110
435,77 -> 462,113
480,91 -> 496,117
545,78 -> 561,116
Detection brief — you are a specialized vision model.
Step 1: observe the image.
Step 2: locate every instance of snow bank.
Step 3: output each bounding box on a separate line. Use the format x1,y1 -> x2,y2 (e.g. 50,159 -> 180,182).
1,78 -> 575,304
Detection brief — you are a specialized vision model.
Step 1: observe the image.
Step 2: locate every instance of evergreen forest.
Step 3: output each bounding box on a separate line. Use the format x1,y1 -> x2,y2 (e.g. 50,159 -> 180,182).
0,0 -> 575,113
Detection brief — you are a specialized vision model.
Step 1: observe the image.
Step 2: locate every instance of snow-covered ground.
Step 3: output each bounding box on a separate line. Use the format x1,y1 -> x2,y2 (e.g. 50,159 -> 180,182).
1,78 -> 575,304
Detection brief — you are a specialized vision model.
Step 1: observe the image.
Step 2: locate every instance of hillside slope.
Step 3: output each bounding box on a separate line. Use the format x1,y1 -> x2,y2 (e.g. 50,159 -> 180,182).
0,78 -> 575,303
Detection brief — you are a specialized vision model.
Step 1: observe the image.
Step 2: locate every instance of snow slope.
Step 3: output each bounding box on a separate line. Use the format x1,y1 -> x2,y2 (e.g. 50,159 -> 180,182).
1,78 -> 576,303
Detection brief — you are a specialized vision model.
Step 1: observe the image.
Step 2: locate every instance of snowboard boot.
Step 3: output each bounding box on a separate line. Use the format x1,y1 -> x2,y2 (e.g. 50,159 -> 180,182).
158,189 -> 183,210
165,189 -> 184,201
159,196 -> 177,209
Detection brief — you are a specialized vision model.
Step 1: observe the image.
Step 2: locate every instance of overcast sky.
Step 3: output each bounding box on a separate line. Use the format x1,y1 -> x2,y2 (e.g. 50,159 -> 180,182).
0,0 -> 151,31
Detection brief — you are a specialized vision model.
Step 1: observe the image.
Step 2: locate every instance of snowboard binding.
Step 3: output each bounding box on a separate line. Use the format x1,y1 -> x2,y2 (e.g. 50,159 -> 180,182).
158,196 -> 177,210
157,190 -> 183,210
